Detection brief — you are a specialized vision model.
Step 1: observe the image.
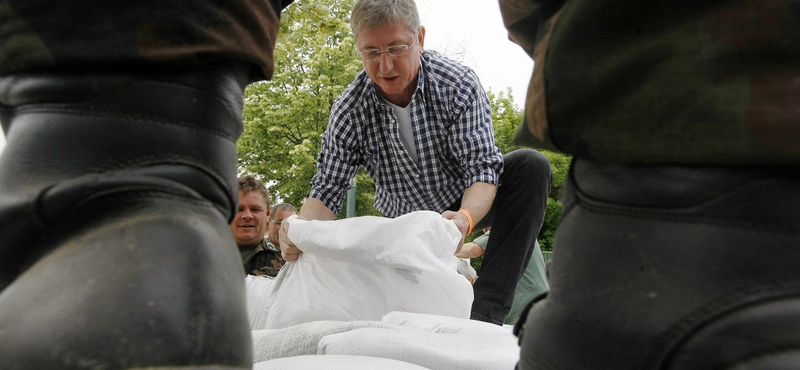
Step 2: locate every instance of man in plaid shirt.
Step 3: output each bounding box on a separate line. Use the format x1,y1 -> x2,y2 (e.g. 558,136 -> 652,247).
280,0 -> 553,326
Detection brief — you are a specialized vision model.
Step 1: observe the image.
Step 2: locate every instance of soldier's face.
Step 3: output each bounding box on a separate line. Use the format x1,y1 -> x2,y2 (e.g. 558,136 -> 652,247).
230,191 -> 269,247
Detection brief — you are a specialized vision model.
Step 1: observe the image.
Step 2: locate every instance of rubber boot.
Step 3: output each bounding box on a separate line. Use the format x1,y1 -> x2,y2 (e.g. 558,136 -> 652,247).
0,61 -> 253,369
516,159 -> 800,370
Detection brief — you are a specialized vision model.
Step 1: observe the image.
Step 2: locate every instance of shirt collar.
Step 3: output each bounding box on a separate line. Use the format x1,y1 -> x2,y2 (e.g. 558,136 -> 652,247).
252,237 -> 269,252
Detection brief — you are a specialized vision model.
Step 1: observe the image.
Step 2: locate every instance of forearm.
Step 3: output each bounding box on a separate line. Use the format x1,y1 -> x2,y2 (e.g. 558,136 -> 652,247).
299,197 -> 336,221
455,242 -> 486,259
459,181 -> 496,226
442,182 -> 496,246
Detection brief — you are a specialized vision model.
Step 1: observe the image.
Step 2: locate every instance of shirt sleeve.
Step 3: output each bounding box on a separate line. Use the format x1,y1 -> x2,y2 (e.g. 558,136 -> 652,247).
308,98 -> 362,216
471,231 -> 491,250
447,67 -> 504,189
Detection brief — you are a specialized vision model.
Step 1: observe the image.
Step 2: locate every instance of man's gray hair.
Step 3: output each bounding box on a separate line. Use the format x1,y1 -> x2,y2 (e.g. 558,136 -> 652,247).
351,0 -> 420,41
269,203 -> 297,221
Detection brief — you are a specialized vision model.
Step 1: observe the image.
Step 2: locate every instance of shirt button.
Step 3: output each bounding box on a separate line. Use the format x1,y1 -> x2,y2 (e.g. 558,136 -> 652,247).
415,174 -> 420,178
390,118 -> 396,123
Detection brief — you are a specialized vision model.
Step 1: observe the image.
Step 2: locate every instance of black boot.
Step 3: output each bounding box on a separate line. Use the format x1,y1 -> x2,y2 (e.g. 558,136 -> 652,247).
0,61 -> 253,369
516,159 -> 800,370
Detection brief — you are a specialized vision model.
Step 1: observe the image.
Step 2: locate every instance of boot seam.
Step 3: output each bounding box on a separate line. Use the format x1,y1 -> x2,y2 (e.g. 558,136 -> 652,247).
648,281 -> 800,369
10,106 -> 238,142
569,180 -> 799,235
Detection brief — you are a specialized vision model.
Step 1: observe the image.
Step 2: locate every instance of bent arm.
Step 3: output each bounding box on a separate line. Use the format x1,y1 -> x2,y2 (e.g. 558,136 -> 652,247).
455,242 -> 486,259
442,181 -> 496,251
458,181 -> 496,228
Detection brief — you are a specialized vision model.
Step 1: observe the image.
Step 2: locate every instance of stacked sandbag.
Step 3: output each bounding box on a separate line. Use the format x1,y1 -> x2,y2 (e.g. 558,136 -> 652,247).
260,211 -> 473,329
254,355 -> 431,370
251,311 -> 520,370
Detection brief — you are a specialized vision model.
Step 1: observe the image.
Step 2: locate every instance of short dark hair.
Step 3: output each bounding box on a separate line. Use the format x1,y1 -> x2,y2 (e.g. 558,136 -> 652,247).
237,175 -> 269,207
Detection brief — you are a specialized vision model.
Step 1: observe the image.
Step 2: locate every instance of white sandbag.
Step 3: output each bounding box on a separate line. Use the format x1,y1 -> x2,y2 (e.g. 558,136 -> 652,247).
261,211 -> 473,329
245,275 -> 275,329
382,311 -> 513,335
317,326 -> 520,370
455,257 -> 478,280
254,355 -> 431,370
251,320 -> 398,362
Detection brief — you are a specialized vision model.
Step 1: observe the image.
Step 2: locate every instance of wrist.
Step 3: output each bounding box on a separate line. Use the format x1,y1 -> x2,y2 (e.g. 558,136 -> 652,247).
457,209 -> 474,235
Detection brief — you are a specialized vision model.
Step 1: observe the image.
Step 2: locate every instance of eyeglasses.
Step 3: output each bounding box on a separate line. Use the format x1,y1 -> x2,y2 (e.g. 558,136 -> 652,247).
359,39 -> 418,61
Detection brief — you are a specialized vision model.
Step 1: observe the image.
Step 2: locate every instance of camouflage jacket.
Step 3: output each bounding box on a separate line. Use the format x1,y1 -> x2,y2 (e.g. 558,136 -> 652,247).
500,0 -> 800,165
240,238 -> 285,277
0,0 -> 293,81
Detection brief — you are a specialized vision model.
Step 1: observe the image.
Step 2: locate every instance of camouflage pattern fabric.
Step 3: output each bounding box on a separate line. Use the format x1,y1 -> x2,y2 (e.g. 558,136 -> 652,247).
0,0 -> 293,81
500,0 -> 800,165
243,238 -> 285,277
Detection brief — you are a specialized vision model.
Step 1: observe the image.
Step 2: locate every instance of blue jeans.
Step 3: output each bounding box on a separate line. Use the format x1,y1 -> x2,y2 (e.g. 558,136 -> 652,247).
451,148 -> 553,325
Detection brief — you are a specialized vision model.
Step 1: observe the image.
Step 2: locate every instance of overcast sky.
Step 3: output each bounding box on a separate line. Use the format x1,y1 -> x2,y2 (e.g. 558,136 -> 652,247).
0,0 -> 533,157
415,0 -> 533,106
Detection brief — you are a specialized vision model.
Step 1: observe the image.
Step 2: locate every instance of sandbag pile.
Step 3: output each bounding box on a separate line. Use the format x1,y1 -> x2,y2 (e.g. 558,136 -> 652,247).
255,211 -> 473,329
252,311 -> 520,370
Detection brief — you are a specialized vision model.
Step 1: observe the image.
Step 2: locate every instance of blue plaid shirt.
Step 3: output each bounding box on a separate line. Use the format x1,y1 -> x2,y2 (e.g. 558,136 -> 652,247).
309,50 -> 503,218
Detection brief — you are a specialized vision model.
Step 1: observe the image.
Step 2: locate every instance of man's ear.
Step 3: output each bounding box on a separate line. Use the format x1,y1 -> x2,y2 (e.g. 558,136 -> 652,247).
418,26 -> 426,53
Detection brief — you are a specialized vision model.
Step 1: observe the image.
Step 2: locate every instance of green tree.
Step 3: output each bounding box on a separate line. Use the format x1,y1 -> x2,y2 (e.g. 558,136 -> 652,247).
238,0 -> 569,245
238,0 -> 373,214
487,88 -> 571,252
488,88 -> 523,155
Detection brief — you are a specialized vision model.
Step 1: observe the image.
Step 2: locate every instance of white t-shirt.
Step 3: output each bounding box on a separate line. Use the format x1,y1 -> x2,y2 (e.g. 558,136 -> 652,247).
382,98 -> 419,165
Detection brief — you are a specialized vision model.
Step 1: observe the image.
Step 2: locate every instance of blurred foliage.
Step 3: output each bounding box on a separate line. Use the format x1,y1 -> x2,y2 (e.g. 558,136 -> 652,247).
487,89 -> 571,252
237,0 -> 363,211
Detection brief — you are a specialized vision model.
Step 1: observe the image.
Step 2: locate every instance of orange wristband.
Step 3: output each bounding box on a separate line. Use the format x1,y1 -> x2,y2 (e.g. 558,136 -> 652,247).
457,209 -> 474,235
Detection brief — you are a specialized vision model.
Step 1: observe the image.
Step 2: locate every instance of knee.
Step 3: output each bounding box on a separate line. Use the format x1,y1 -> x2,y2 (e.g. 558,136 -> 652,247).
505,149 -> 553,181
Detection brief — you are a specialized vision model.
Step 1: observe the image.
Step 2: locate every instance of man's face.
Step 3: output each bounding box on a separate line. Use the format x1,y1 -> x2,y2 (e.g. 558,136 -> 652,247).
268,208 -> 297,245
357,22 -> 424,106
230,191 -> 269,247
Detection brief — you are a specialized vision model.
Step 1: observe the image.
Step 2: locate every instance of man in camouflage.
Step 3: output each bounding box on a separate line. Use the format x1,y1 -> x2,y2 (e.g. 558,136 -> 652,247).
232,176 -> 288,277
258,202 -> 297,276
0,1 -> 293,369
499,1 -> 800,369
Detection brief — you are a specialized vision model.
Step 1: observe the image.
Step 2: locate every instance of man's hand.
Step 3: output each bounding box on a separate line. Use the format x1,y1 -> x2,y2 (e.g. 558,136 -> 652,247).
444,182 -> 496,253
442,210 -> 470,252
279,217 -> 303,261
280,198 -> 336,262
